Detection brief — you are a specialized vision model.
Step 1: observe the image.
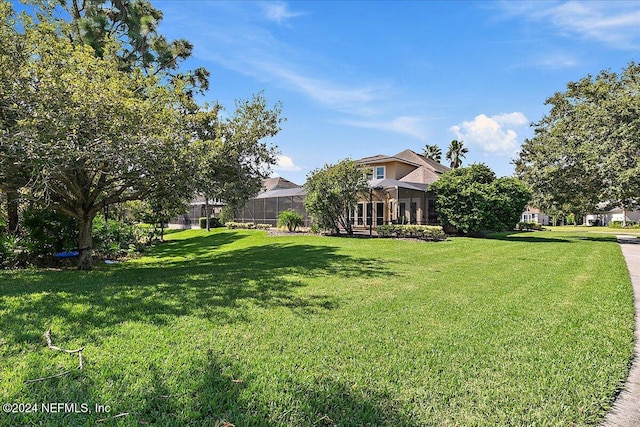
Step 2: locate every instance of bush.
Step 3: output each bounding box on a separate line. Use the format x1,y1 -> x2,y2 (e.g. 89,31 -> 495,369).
277,209 -> 304,232
219,206 -> 234,225
376,225 -> 446,241
517,221 -> 543,231
225,222 -> 255,229
430,164 -> 531,235
609,220 -> 640,229
0,234 -> 28,269
199,217 -> 222,229
92,217 -> 148,259
22,208 -> 78,258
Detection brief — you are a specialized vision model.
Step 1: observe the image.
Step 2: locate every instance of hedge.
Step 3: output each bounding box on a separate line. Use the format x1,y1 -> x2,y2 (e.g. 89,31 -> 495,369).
225,222 -> 271,230
376,225 -> 446,241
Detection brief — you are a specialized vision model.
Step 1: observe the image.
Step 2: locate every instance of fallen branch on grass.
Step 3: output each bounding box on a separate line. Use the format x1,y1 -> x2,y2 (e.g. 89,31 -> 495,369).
23,370 -> 72,384
96,412 -> 129,423
45,329 -> 84,369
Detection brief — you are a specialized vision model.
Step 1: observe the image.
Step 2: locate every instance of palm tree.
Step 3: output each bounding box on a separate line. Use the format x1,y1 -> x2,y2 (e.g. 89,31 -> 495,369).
422,144 -> 442,163
446,139 -> 468,169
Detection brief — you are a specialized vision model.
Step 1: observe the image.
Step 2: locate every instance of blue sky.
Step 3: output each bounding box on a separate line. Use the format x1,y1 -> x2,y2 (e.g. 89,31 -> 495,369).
69,1 -> 640,183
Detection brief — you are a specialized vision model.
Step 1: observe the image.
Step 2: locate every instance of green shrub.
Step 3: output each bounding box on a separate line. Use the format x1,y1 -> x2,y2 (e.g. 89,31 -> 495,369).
277,209 -> 304,232
0,234 -> 27,269
609,220 -> 640,229
256,224 -> 271,230
22,208 -> 78,258
219,206 -> 233,225
92,217 -> 148,259
199,217 -> 222,229
225,222 -> 259,230
375,225 -> 446,241
517,221 -> 542,231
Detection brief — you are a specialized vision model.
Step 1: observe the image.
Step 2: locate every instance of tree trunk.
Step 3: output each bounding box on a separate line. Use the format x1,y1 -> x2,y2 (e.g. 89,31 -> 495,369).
160,221 -> 165,241
77,216 -> 94,270
205,197 -> 210,231
6,189 -> 19,234
622,206 -> 628,227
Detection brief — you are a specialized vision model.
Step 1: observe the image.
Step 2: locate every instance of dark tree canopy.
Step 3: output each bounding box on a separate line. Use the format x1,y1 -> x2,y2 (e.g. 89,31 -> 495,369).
0,1 -> 282,269
515,62 -> 640,225
430,164 -> 531,235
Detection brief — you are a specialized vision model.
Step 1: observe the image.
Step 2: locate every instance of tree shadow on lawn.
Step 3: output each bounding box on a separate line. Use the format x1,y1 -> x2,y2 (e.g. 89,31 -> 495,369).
9,348 -> 413,426
131,351 -> 414,426
0,235 -> 395,347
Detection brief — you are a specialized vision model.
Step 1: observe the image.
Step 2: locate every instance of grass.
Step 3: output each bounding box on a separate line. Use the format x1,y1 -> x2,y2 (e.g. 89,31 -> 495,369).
546,225 -> 640,235
0,228 -> 635,426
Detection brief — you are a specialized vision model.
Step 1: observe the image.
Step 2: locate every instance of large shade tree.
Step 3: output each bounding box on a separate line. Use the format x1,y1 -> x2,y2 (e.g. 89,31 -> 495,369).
515,62 -> 640,225
190,94 -> 283,231
0,3 -> 32,233
304,159 -> 369,235
2,8 -> 193,269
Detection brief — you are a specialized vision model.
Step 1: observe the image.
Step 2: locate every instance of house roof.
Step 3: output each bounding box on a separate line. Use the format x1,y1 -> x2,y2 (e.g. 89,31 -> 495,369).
357,149 -> 449,185
369,178 -> 428,192
254,187 -> 306,199
393,149 -> 450,174
262,177 -> 301,191
400,166 -> 444,185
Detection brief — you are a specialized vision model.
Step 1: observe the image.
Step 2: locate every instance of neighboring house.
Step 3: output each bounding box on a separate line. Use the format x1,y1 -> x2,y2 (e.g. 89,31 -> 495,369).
520,206 -> 550,226
233,177 -> 312,227
175,149 -> 449,230
233,149 -> 449,229
168,196 -> 225,229
353,149 -> 450,227
585,203 -> 640,226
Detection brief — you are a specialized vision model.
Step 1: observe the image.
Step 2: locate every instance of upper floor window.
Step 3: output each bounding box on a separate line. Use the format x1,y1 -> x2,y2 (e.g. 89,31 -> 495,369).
363,165 -> 386,180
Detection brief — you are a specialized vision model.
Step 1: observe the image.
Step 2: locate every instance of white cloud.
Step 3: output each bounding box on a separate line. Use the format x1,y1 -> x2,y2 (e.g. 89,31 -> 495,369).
498,1 -> 640,49
262,2 -> 304,23
275,155 -> 302,171
256,62 -> 382,113
492,112 -> 528,127
342,116 -> 429,141
194,30 -> 385,116
449,112 -> 528,155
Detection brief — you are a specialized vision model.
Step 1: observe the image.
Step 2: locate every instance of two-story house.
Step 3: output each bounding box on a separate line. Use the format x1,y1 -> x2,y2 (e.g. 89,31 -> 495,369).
354,149 -> 449,228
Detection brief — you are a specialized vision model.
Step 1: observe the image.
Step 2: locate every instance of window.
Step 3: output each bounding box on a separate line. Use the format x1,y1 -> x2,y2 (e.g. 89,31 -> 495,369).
375,166 -> 385,179
364,168 -> 373,180
376,202 -> 384,225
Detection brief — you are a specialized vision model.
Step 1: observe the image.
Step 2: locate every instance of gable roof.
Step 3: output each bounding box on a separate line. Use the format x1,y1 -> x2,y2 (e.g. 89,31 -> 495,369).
356,148 -> 450,185
392,149 -> 450,174
262,177 -> 300,192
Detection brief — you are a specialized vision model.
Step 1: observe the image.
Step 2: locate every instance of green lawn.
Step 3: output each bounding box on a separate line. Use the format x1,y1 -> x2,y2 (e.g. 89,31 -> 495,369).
0,229 -> 634,426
